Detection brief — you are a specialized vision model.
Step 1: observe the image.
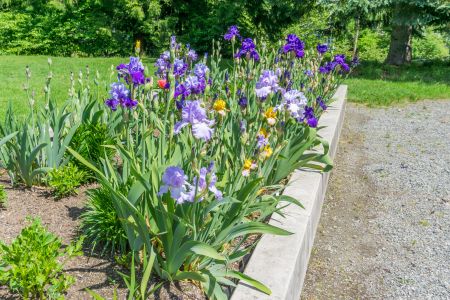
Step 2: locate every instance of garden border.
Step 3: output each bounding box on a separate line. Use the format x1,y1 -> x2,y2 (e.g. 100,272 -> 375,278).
231,85 -> 347,300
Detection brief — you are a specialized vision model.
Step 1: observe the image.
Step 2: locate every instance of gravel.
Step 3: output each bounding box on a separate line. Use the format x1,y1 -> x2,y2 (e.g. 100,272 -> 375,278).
301,100 -> 450,299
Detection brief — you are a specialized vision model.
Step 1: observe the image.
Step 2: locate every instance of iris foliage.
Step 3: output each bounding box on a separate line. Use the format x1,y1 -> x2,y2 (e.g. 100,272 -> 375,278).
0,26 -> 354,298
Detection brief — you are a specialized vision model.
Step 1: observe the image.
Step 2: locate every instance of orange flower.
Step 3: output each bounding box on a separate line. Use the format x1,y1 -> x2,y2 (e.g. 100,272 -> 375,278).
158,79 -> 168,89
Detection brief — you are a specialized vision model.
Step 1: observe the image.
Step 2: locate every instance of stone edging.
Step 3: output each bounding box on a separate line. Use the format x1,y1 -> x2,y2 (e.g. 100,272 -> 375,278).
231,85 -> 347,300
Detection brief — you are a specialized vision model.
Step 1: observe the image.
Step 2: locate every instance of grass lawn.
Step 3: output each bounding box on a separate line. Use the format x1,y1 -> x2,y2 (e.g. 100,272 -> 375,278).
346,60 -> 450,106
0,55 -> 155,117
1,56 -> 449,118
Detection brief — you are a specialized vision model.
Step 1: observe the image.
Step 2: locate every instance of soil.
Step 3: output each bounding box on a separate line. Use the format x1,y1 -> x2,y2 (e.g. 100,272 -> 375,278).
0,175 -> 206,300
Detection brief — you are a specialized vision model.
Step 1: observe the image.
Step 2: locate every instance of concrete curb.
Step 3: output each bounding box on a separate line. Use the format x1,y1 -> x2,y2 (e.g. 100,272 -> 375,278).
231,85 -> 347,300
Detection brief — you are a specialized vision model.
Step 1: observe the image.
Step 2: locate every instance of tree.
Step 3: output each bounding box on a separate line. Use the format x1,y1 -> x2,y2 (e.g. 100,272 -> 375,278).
324,0 -> 383,59
385,0 -> 449,65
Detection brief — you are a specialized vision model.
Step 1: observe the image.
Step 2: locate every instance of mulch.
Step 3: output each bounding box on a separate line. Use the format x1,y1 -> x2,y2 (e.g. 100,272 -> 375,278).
0,174 -> 206,300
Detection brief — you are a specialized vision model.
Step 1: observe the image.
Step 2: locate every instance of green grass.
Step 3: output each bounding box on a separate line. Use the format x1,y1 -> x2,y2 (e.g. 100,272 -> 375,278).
0,55 -> 155,117
345,60 -> 450,106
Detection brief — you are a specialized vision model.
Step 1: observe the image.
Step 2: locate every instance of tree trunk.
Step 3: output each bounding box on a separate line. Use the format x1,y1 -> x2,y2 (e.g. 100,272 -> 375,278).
352,17 -> 360,60
386,24 -> 413,65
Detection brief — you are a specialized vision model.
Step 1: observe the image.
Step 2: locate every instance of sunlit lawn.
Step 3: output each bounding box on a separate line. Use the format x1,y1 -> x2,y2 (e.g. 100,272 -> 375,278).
0,55 -> 155,117
346,60 -> 450,106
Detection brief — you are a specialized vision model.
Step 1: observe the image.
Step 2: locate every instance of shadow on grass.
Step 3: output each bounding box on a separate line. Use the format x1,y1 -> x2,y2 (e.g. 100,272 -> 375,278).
349,59 -> 450,84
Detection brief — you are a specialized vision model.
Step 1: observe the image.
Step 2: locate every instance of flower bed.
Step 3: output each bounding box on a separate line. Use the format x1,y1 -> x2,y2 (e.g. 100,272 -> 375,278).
0,26 -> 356,299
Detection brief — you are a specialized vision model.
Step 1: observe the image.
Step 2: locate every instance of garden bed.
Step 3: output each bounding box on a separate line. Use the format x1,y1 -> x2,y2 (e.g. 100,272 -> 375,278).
0,86 -> 346,299
232,85 -> 347,300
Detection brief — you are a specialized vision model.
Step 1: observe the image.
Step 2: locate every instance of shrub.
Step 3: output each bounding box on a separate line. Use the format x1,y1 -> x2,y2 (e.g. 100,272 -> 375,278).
413,28 -> 449,60
48,163 -> 87,199
0,218 -> 83,299
80,188 -> 128,255
0,184 -> 6,207
357,29 -> 390,62
69,122 -> 114,179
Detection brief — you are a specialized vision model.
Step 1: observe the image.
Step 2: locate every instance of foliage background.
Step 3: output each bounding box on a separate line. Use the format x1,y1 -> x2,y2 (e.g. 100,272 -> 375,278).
1,0 -> 448,61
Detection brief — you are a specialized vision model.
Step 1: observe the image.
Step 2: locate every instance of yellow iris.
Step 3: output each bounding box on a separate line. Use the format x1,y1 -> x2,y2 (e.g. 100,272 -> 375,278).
213,99 -> 227,114
264,107 -> 277,125
263,145 -> 273,158
135,40 -> 141,49
243,159 -> 253,170
259,127 -> 268,137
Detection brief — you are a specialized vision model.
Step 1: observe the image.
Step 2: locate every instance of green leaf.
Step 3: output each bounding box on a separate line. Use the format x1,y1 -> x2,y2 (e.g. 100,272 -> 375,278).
225,222 -> 292,242
226,270 -> 271,295
173,271 -> 206,282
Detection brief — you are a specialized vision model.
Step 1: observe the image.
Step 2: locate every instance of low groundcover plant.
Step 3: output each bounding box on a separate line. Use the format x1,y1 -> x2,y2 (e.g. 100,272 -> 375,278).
0,184 -> 6,207
0,218 -> 83,299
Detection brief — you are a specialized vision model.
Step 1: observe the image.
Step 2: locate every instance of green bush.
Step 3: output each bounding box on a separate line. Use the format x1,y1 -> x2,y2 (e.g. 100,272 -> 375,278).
413,28 -> 449,60
357,29 -> 390,62
48,163 -> 87,199
69,122 -> 114,179
0,218 -> 83,299
0,184 -> 6,207
80,187 -> 128,255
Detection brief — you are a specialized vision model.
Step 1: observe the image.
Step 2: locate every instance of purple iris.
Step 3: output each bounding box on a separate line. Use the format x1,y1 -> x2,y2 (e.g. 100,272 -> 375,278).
173,59 -> 188,76
105,82 -> 137,111
283,34 -> 305,58
185,75 -> 206,95
174,83 -> 189,99
187,49 -> 198,61
333,54 -> 346,64
238,95 -> 248,108
307,117 -> 318,127
109,82 -> 129,99
235,38 -> 260,61
255,70 -> 279,98
116,57 -> 146,85
276,89 -> 307,119
176,98 -> 185,110
317,44 -> 328,55
304,70 -> 313,77
193,63 -> 209,79
224,25 -> 240,41
170,36 -> 178,49
123,98 -> 138,108
155,51 -> 171,77
174,100 -> 215,141
105,98 -> 119,111
194,165 -> 222,200
256,133 -> 268,149
340,62 -> 350,72
319,61 -> 337,74
158,166 -> 194,204
303,106 -> 318,128
317,96 -> 327,110
333,54 -> 350,72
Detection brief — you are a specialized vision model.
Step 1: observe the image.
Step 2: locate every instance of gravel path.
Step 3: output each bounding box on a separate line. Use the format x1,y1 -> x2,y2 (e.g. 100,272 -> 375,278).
301,101 -> 450,299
